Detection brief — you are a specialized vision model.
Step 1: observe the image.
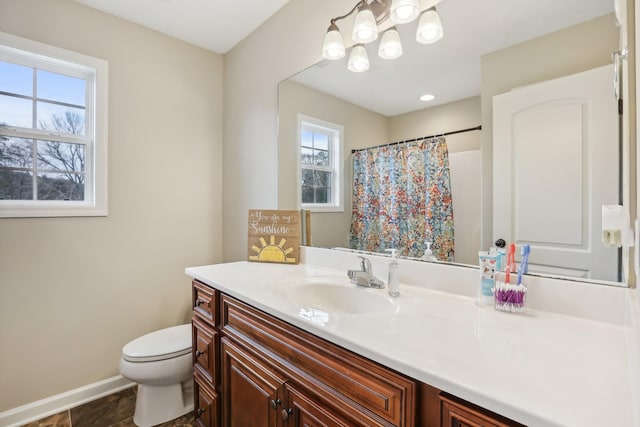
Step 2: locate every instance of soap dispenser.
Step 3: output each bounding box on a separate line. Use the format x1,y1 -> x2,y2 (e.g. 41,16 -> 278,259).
421,242 -> 437,262
385,248 -> 400,297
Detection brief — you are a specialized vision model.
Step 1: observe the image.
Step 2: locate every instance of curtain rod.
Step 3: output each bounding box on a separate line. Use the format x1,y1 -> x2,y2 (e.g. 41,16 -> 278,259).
350,125 -> 482,154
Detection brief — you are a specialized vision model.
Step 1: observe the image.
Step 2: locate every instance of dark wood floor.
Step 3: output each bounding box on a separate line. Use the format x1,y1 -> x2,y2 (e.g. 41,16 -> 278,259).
20,387 -> 194,427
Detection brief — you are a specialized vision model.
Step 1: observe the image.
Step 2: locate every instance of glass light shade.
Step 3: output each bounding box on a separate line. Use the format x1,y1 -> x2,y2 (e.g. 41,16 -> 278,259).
416,8 -> 444,44
322,25 -> 345,60
352,5 -> 378,44
378,28 -> 403,59
390,0 -> 420,24
348,44 -> 370,72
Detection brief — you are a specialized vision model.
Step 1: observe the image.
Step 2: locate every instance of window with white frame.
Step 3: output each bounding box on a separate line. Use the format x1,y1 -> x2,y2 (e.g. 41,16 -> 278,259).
0,32 -> 108,217
298,115 -> 343,212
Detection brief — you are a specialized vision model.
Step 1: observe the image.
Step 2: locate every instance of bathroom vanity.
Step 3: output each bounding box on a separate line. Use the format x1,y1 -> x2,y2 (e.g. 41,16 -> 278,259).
186,247 -> 640,427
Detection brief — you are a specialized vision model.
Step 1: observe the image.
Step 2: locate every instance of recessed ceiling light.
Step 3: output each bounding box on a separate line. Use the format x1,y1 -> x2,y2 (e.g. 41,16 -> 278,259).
419,93 -> 436,102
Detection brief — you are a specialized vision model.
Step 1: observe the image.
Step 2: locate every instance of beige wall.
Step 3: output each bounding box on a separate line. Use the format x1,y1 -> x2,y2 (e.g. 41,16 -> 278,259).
0,0 -> 223,411
480,14 -> 618,249
278,80 -> 388,248
224,0 -> 346,261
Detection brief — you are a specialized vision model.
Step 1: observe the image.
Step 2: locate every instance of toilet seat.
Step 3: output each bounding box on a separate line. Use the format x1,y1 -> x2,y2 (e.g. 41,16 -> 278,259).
122,324 -> 191,362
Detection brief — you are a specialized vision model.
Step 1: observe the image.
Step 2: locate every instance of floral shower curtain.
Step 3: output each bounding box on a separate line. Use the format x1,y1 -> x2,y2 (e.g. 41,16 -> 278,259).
349,136 -> 455,261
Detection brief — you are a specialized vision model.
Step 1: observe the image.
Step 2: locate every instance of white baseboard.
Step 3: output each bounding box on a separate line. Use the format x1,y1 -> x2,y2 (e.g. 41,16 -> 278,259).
0,375 -> 134,427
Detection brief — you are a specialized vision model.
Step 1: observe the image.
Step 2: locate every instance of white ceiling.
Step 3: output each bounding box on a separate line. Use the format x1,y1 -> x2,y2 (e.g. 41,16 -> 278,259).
72,0 -> 292,53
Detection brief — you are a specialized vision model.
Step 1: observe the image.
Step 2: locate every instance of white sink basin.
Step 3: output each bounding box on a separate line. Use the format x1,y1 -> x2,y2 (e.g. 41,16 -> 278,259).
284,283 -> 393,314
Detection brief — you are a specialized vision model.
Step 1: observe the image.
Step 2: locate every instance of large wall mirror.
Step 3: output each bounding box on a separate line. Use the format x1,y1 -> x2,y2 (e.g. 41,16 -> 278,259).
278,0 -> 636,286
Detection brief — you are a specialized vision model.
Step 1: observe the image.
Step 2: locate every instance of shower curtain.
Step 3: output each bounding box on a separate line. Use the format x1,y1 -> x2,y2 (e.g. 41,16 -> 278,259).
349,136 -> 455,261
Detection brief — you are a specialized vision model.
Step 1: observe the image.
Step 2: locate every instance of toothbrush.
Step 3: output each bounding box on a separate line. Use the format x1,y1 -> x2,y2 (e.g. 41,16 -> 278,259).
517,245 -> 530,285
505,244 -> 516,284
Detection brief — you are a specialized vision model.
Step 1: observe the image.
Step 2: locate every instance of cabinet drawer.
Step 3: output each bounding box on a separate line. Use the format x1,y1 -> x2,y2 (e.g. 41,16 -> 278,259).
193,280 -> 218,325
440,395 -> 525,427
192,316 -> 219,385
194,373 -> 219,427
221,294 -> 416,427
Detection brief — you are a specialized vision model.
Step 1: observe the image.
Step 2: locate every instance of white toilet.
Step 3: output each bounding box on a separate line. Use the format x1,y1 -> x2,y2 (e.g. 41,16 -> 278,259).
119,324 -> 194,427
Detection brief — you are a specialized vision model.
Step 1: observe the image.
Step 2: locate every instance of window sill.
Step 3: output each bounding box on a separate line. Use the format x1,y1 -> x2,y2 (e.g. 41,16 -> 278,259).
302,205 -> 344,213
0,201 -> 107,218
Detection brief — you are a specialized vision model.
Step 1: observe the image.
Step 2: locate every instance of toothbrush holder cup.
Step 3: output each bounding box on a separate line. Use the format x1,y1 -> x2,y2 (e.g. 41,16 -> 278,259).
493,272 -> 527,313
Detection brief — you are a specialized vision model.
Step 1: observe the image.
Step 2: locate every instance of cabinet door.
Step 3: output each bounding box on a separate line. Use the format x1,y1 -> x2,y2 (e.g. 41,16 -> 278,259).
194,375 -> 219,427
221,337 -> 286,427
282,383 -> 354,427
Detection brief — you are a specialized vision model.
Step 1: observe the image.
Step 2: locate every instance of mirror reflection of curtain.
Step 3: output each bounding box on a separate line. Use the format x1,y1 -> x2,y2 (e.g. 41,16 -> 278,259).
349,136 -> 454,261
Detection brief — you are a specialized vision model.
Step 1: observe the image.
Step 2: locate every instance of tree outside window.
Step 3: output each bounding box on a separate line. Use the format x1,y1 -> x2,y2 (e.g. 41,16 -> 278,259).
0,33 -> 108,217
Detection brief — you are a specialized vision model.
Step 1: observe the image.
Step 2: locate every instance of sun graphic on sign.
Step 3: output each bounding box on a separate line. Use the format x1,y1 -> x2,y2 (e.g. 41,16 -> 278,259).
250,235 -> 296,263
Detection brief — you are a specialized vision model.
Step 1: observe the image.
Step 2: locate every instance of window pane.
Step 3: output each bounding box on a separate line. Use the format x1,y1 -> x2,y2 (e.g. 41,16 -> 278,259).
0,61 -> 33,97
301,169 -> 333,205
0,94 -> 32,128
301,168 -> 314,187
301,129 -> 313,148
314,132 -> 329,150
314,187 -> 330,204
301,186 -> 314,204
37,103 -> 85,135
37,140 -> 85,172
314,149 -> 329,166
0,137 -> 33,168
37,69 -> 85,106
37,172 -> 84,201
0,170 -> 33,200
315,170 -> 331,187
301,147 -> 314,166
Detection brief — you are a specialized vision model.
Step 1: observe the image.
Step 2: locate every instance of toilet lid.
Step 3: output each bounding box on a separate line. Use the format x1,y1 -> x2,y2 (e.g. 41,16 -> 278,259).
122,324 -> 192,362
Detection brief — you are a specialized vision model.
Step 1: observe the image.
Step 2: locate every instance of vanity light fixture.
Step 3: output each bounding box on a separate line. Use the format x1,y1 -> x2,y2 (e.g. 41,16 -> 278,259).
416,7 -> 444,44
322,0 -> 444,71
378,27 -> 403,59
348,44 -> 370,72
352,2 -> 379,43
390,0 -> 420,24
322,22 -> 346,59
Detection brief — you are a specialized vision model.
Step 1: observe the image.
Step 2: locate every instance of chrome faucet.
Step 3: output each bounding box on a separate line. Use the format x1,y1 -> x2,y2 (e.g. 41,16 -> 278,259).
347,256 -> 385,288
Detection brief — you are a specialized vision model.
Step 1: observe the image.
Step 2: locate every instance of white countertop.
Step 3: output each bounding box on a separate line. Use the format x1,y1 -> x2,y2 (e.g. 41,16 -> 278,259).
186,258 -> 639,427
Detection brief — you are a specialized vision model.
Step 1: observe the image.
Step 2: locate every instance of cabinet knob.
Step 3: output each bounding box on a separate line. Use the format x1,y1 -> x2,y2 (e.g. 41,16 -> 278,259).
196,407 -> 206,418
195,350 -> 205,358
195,299 -> 205,307
495,239 -> 506,248
281,408 -> 292,420
270,398 -> 281,409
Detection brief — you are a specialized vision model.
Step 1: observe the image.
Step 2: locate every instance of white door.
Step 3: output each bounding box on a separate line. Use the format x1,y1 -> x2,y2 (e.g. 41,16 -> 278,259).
493,65 -> 619,281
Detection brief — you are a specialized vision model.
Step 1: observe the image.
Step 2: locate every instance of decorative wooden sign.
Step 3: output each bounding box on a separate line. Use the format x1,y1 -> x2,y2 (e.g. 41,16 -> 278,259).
248,209 -> 301,264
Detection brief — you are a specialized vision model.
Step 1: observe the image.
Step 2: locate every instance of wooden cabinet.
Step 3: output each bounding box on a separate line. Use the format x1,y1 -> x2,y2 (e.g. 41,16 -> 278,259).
220,337 -> 284,427
194,373 -> 218,427
440,395 -> 525,427
193,280 -> 218,324
193,316 -> 218,384
191,279 -> 525,427
282,383 -> 354,427
219,293 -> 415,427
192,280 -> 220,426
